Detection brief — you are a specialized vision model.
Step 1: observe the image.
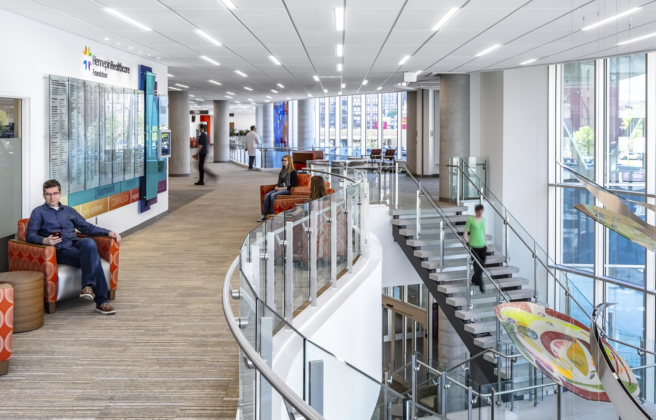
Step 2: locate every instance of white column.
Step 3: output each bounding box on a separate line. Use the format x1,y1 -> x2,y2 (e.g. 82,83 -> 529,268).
168,91 -> 190,176
213,100 -> 230,162
377,93 -> 383,148
263,103 -> 274,167
297,99 -> 316,149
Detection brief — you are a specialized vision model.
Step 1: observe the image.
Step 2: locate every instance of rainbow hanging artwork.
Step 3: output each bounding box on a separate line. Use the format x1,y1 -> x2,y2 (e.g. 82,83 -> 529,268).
494,302 -> 639,401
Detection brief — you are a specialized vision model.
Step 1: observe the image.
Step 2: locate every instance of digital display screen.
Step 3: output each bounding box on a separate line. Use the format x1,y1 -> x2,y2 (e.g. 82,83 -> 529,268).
160,130 -> 171,158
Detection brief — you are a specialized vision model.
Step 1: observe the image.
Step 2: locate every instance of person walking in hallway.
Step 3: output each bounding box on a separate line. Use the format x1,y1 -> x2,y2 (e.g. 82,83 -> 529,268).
258,155 -> 298,222
245,125 -> 260,171
26,179 -> 120,315
463,204 -> 488,293
193,125 -> 208,185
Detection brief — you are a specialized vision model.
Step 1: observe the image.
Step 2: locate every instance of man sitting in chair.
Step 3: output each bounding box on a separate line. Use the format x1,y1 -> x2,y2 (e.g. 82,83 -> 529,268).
26,180 -> 121,315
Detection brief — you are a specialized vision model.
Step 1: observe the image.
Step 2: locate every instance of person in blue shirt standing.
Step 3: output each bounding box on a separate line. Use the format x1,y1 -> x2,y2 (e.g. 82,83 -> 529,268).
193,125 -> 209,185
26,179 -> 121,315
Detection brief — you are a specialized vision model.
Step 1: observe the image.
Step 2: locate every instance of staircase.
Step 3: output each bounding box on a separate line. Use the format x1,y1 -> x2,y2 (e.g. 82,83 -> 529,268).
391,205 -> 535,385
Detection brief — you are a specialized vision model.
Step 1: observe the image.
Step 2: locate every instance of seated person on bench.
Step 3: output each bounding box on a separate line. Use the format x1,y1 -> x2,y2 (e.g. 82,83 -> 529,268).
26,179 -> 121,315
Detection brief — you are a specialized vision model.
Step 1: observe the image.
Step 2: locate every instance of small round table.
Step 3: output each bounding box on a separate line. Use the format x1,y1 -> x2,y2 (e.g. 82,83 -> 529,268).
0,271 -> 44,333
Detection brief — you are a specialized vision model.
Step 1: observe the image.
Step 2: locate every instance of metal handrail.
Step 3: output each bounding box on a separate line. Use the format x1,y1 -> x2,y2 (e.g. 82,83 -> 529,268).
222,257 -> 325,420
448,163 -> 656,358
304,168 -> 356,183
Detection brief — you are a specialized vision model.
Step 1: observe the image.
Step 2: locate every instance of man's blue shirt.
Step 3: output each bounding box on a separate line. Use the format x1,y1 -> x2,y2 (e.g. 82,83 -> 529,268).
26,203 -> 110,250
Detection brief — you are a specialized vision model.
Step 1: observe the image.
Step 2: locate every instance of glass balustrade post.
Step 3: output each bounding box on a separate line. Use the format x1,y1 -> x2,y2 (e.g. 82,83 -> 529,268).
468,386 -> 473,420
310,209 -> 317,307
378,162 -> 383,204
556,385 -> 561,420
504,212 -> 510,265
467,255 -> 472,308
490,388 -> 495,420
395,162 -> 399,209
416,188 -> 422,237
411,354 -> 417,406
533,243 -> 538,302
441,371 -> 448,420
251,244 -> 260,296
347,194 -> 353,273
456,168 -> 461,206
266,232 -> 274,310
330,200 -> 337,288
361,181 -> 368,257
284,221 -> 293,327
440,221 -> 445,272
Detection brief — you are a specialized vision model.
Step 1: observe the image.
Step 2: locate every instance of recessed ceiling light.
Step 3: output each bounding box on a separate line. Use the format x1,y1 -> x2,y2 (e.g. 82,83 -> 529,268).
277,83 -> 284,88
248,98 -> 254,101
336,44 -> 343,56
235,70 -> 248,77
268,55 -> 281,65
324,89 -> 328,93
226,96 -> 233,98
227,91 -> 235,95
200,56 -> 220,65
308,94 -> 312,97
520,59 -> 537,65
128,47 -> 133,49
339,91 -> 343,95
362,80 -> 368,85
313,75 -> 319,81
398,55 -> 411,65
377,87 -> 383,90
235,101 -> 241,103
334,8 -> 344,31
265,100 -> 270,102
103,8 -> 152,31
175,83 -> 189,88
168,74 -> 174,77
287,97 -> 291,100
432,8 -> 459,31
476,44 -> 501,57
583,7 -> 642,31
342,84 -> 346,88
209,80 -> 222,85
190,94 -> 195,97
139,50 -> 143,53
266,96 -> 272,98
195,29 -> 222,46
618,31 -> 656,46
271,90 -> 278,93
169,87 -> 181,91
104,37 -> 110,41
156,57 -> 161,60
221,0 -> 237,9
117,42 -> 122,45
337,64 -> 342,71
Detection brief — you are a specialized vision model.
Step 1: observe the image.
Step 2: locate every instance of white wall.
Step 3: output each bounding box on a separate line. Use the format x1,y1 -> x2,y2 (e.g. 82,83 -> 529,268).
0,9 -> 168,234
232,112 -> 255,131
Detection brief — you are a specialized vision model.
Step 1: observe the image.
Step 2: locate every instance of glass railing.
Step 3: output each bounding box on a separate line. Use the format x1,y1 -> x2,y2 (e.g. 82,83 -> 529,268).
224,165 -> 440,419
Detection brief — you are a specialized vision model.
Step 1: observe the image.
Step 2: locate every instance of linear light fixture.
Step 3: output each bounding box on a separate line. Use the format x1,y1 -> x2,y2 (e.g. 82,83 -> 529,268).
235,70 -> 248,77
398,55 -> 411,65
520,58 -> 537,65
287,97 -> 291,100
618,31 -> 656,46
175,83 -> 189,88
169,87 -> 181,91
362,80 -> 368,85
190,94 -> 195,97
377,87 -> 382,90
244,87 -> 253,91
271,90 -> 279,93
194,29 -> 222,46
337,64 -> 343,71
248,98 -> 254,101
336,44 -> 343,56
227,91 -> 235,95
167,74 -> 174,77
266,96 -> 272,98
265,100 -> 270,102
432,8 -> 459,31
235,101 -> 241,103
268,55 -> 281,65
225,96 -> 233,98
277,83 -> 284,88
200,56 -> 220,65
335,8 -> 344,31
209,80 -> 222,85
476,44 -> 501,57
324,89 -> 328,93
313,75 -> 319,81
342,84 -> 345,88
221,0 -> 237,9
103,8 -> 152,31
583,7 -> 642,31
308,94 -> 312,97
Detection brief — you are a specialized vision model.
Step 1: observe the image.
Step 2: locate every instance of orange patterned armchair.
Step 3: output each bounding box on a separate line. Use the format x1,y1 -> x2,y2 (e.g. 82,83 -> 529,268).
260,174 -> 335,215
8,219 -> 119,314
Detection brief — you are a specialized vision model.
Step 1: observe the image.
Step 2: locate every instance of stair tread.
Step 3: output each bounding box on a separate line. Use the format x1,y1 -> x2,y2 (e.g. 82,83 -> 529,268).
437,277 -> 528,295
430,265 -> 520,282
415,245 -> 499,258
455,307 -> 497,320
422,254 -> 505,269
390,206 -> 468,216
400,225 -> 466,236
446,288 -> 533,307
406,235 -> 493,247
391,214 -> 472,226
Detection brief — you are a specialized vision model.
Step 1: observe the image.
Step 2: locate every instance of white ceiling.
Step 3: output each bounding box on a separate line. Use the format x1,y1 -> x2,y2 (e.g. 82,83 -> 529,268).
2,0 -> 656,105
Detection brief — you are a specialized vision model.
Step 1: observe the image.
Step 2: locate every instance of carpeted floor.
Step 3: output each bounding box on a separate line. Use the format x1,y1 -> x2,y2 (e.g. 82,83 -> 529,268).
0,159 -> 277,419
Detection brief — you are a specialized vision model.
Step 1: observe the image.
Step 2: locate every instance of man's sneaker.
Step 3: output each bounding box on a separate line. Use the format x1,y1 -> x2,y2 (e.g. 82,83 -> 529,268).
80,286 -> 95,301
257,215 -> 267,222
96,303 -> 116,315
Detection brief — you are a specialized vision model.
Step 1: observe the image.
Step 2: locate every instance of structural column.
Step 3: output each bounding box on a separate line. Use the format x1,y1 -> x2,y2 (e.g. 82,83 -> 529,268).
262,103 -> 274,167
213,100 -> 230,162
297,99 -> 315,149
168,91 -> 190,176
438,74 -> 470,200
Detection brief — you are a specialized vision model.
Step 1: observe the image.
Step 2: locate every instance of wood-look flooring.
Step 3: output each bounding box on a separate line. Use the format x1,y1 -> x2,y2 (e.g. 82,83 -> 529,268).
0,161 -> 277,419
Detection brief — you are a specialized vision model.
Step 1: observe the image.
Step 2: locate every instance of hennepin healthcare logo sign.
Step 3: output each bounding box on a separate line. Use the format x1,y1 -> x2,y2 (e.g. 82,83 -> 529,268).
83,45 -> 131,78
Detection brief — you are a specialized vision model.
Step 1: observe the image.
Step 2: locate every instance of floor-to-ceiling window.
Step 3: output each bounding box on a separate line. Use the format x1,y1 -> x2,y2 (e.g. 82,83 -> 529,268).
366,94 -> 378,149
328,97 -> 336,147
550,53 -> 651,369
353,95 -> 362,152
319,98 -> 325,147
0,97 -> 22,272
340,96 -> 348,153
382,92 -> 398,150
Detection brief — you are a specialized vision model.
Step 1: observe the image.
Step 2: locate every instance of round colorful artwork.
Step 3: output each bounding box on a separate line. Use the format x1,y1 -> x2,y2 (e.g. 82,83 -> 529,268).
494,302 -> 639,401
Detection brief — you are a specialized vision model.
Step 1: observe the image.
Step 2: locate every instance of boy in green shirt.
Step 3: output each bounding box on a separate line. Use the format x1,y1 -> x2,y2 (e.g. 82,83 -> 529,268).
464,205 -> 487,293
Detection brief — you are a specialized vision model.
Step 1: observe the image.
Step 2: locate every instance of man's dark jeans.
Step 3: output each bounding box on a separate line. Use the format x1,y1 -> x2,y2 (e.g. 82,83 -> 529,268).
248,156 -> 256,170
198,153 -> 207,183
56,238 -> 109,305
